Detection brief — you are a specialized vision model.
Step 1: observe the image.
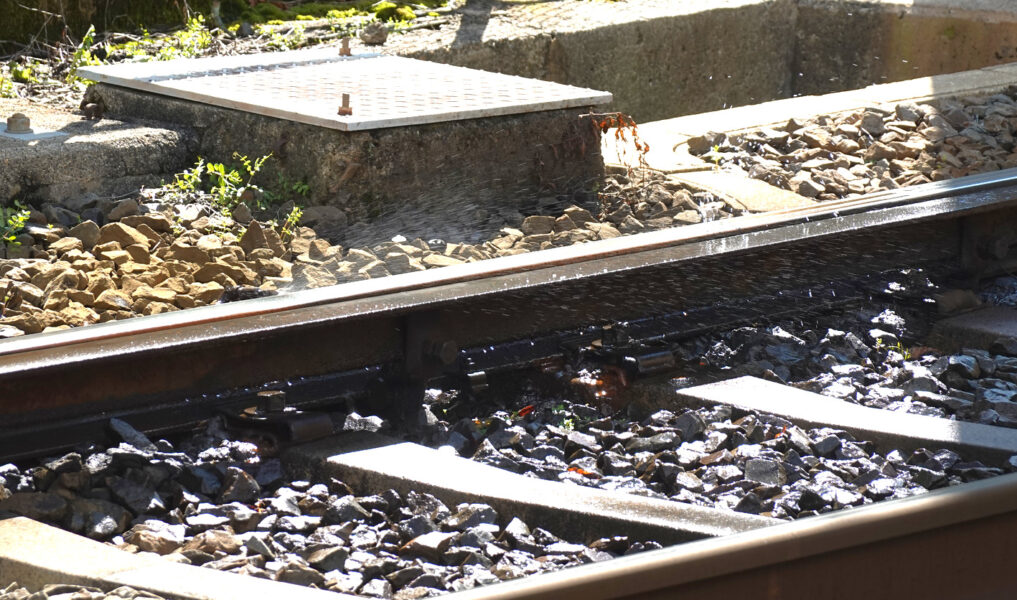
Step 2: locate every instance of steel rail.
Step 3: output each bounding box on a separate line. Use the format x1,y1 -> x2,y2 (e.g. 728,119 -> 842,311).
2,169 -> 1017,453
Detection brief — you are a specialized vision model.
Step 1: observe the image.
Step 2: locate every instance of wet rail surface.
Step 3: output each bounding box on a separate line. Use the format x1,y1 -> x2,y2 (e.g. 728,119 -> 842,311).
4,168 -> 1017,599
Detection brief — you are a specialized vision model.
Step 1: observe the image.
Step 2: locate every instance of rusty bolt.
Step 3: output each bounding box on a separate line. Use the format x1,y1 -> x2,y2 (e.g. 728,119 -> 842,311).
340,37 -> 351,57
425,339 -> 459,366
5,113 -> 31,134
257,390 -> 287,413
338,93 -> 353,116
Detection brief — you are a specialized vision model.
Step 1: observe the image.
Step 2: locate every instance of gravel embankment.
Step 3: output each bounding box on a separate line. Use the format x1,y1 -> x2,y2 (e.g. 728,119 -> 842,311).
0,419 -> 652,598
0,172 -> 742,339
690,91 -> 1017,200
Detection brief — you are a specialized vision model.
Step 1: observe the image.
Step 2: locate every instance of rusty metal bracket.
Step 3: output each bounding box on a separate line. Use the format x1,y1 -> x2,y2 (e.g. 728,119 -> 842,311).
221,390 -> 334,454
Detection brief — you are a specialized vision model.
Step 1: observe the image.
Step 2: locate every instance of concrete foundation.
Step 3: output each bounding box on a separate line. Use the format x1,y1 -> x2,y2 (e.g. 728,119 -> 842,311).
90,84 -> 604,241
386,0 -> 1017,122
0,98 -> 195,204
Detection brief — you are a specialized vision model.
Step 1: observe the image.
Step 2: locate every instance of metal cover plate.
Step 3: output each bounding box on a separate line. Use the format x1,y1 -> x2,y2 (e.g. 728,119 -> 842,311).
78,49 -> 612,131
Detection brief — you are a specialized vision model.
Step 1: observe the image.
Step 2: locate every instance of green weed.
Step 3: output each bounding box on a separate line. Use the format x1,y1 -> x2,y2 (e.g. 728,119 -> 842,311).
1,201 -> 31,247
66,25 -> 102,85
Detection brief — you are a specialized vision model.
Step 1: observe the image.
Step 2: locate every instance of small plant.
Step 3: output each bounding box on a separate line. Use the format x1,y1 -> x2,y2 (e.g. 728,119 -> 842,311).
875,337 -> 911,360
207,152 -> 272,209
166,153 -> 271,212
8,63 -> 38,84
277,205 -> 303,240
66,25 -> 102,85
0,71 -> 14,98
170,158 -> 206,194
261,23 -> 307,50
1,201 -> 31,247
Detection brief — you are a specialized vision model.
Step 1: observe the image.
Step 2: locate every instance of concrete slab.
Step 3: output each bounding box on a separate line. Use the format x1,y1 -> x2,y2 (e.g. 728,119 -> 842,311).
284,433 -> 779,546
0,516 -> 353,600
928,306 -> 1017,353
0,98 -> 195,203
671,376 -> 1017,463
668,170 -> 817,213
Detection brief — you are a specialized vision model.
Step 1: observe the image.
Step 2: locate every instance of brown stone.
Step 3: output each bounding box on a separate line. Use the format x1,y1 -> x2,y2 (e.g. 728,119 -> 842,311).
194,262 -> 247,284
422,254 -> 464,268
521,215 -> 556,235
189,281 -> 225,304
96,223 -> 150,249
159,276 -> 190,294
48,237 -> 83,255
94,289 -> 134,312
125,244 -> 151,264
239,220 -> 269,256
85,272 -> 116,296
99,250 -> 131,265
142,301 -> 178,315
60,302 -> 100,326
183,529 -> 240,555
121,213 -> 174,233
68,221 -> 101,249
586,223 -> 621,239
290,263 -> 338,289
165,243 -> 211,265
92,241 -> 122,254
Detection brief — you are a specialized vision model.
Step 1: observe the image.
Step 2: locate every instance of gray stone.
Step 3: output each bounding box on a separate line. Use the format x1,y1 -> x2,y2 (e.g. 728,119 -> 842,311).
109,418 -> 156,451
443,503 -> 498,531
109,475 -> 165,514
744,458 -> 786,486
218,466 -> 260,503
674,411 -> 706,440
308,545 -> 349,572
68,497 -> 131,540
398,514 -> 438,539
276,560 -> 326,587
325,495 -> 371,523
243,533 -> 276,558
345,412 -> 386,433
401,531 -> 457,561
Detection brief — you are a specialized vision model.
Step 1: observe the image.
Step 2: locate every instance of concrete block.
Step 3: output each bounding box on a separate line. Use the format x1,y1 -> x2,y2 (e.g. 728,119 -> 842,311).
0,98 -> 195,203
928,306 -> 1017,353
91,84 -> 603,242
283,432 -> 779,546
673,376 -> 1017,463
794,0 -> 1017,97
0,516 -> 352,600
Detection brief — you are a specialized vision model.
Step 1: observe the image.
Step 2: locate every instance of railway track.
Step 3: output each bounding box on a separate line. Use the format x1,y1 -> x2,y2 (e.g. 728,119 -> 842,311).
4,167 -> 1017,599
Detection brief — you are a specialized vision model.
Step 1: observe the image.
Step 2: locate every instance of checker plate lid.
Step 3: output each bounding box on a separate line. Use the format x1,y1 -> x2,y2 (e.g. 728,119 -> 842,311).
78,49 -> 612,131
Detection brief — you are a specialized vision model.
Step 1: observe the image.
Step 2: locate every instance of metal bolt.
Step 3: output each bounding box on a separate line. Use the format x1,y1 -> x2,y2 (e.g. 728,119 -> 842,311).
257,390 -> 287,413
338,93 -> 353,116
425,339 -> 459,366
5,113 -> 31,134
340,37 -> 351,57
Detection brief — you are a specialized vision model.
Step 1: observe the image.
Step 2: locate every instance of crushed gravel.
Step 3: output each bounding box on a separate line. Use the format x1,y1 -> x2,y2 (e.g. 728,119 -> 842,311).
690,89 -> 1017,200
0,418 -> 654,598
0,171 -> 744,338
